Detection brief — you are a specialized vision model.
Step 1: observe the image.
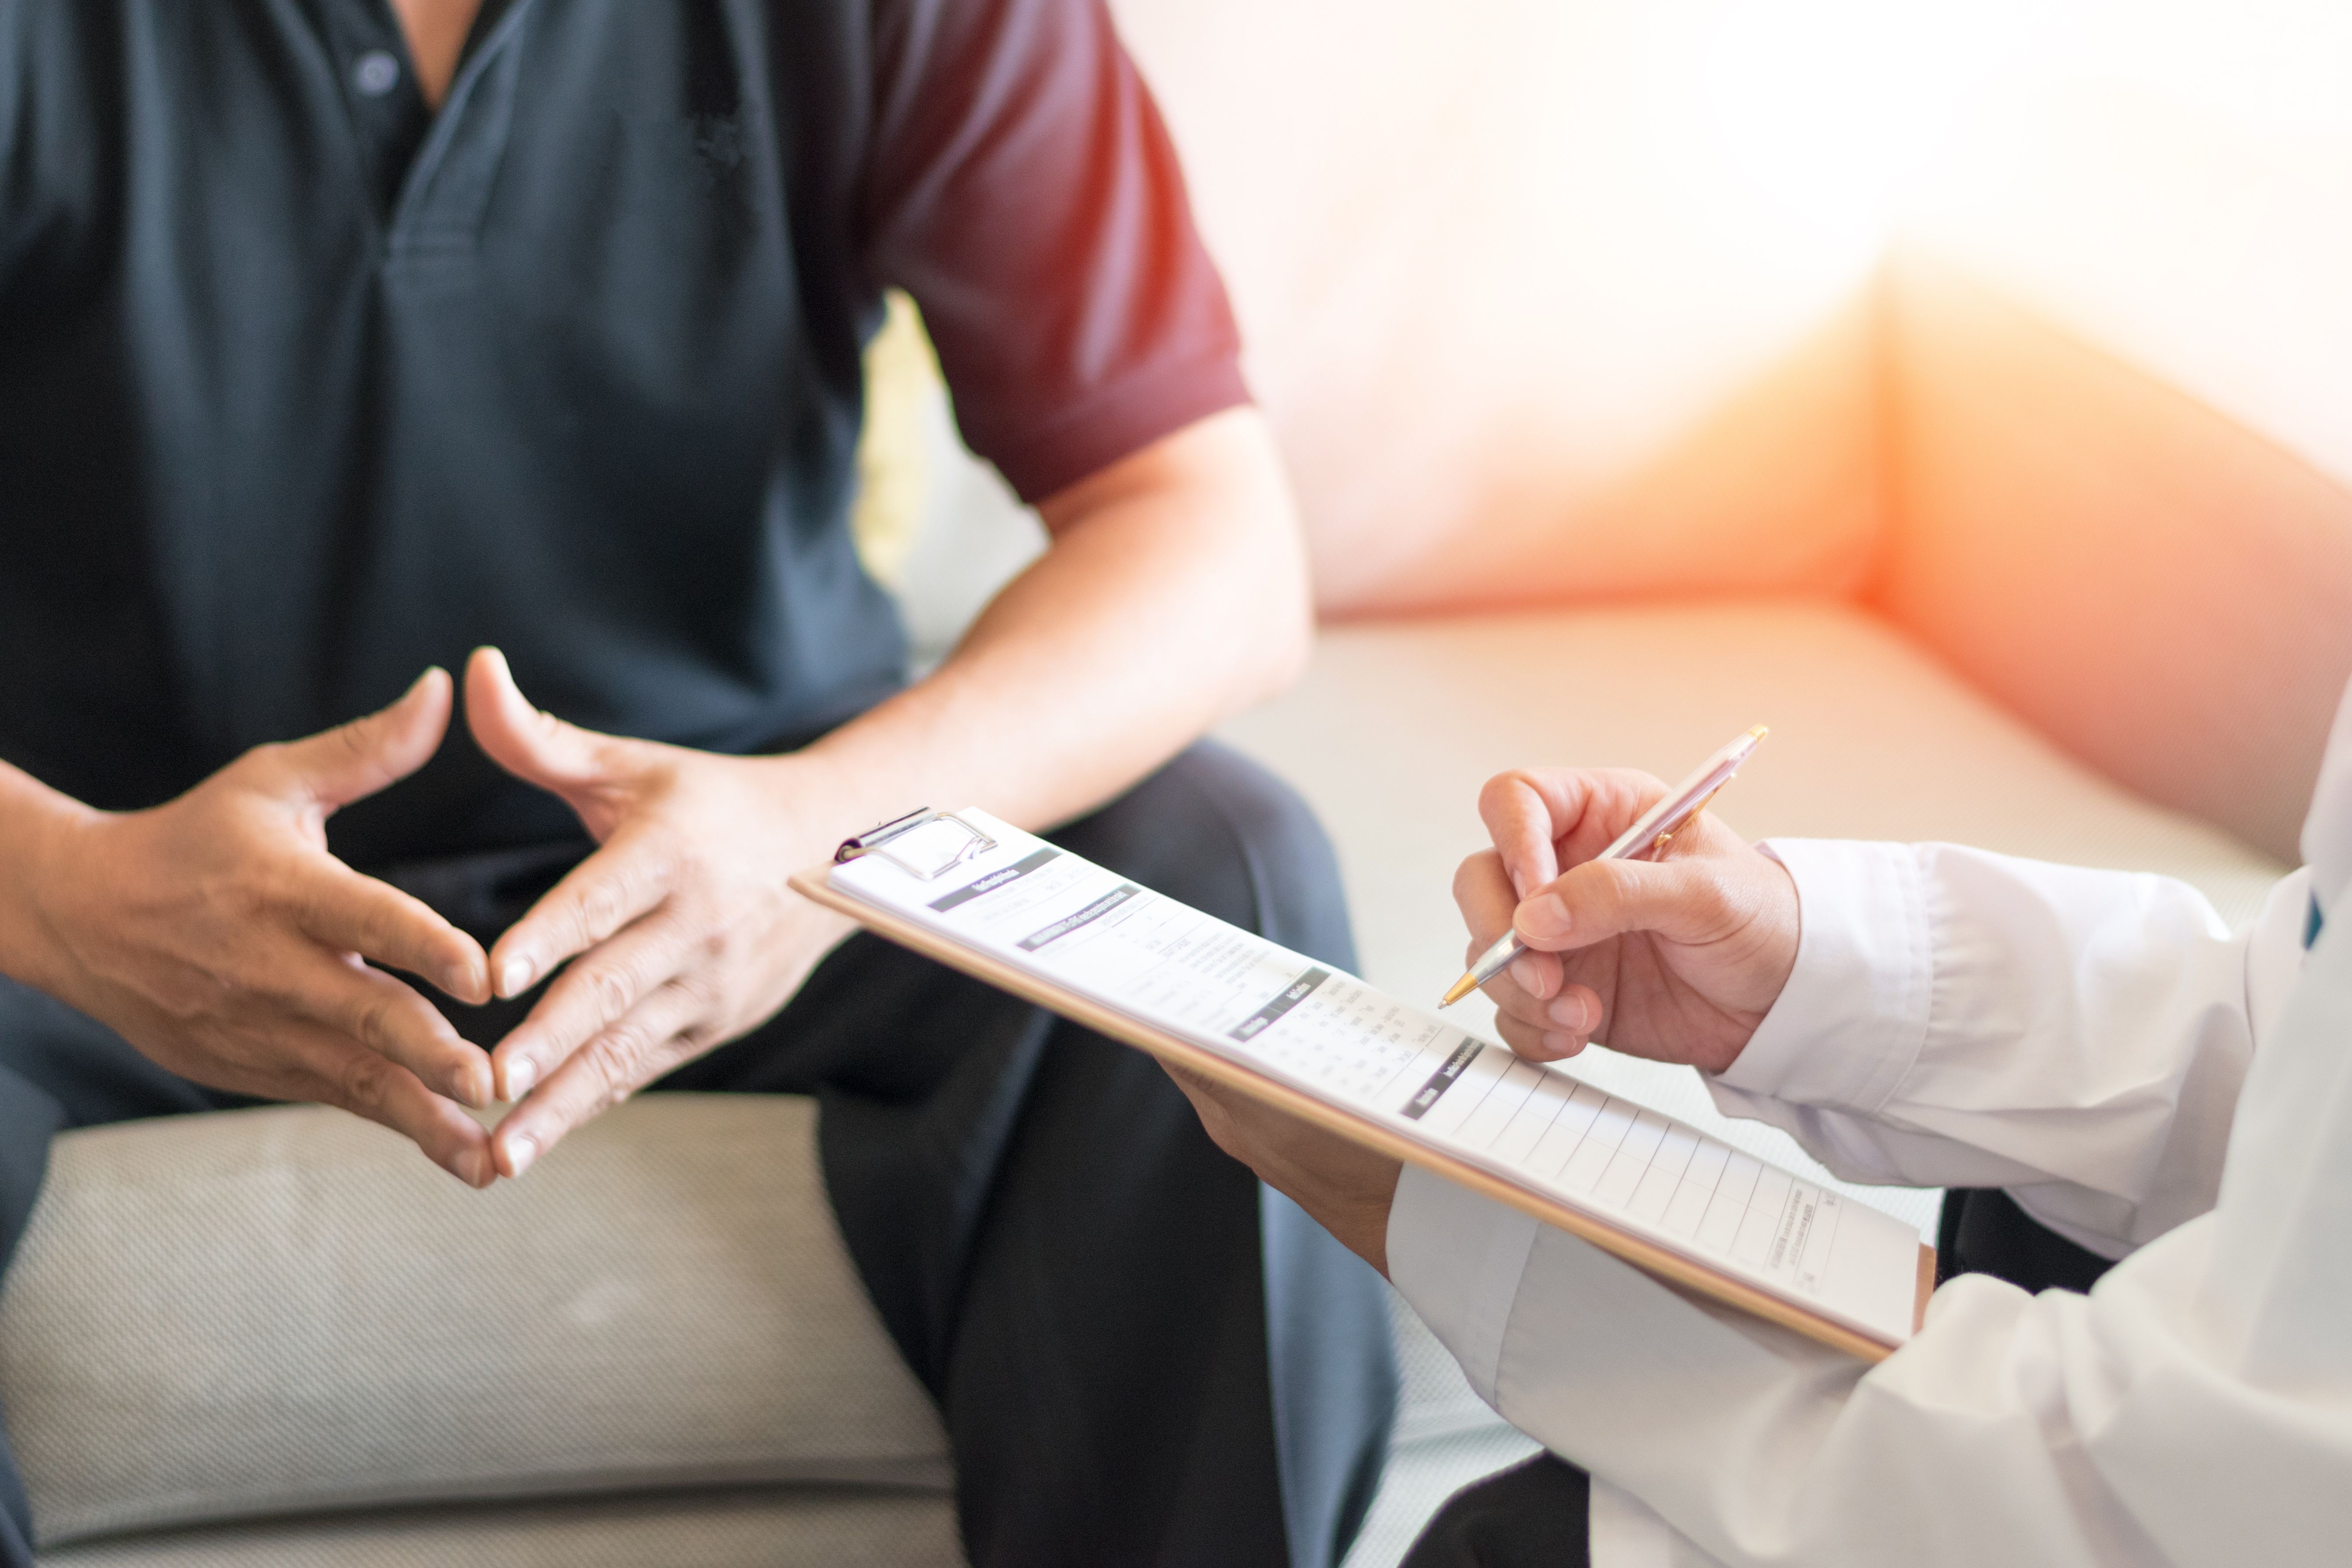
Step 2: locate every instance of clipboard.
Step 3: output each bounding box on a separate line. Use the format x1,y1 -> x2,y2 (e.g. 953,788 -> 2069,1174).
794,828 -> 1932,1363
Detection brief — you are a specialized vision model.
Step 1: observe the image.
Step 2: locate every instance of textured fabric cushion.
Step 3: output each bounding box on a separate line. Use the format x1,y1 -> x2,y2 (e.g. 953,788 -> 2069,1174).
0,1096 -> 948,1548
36,1489 -> 956,1568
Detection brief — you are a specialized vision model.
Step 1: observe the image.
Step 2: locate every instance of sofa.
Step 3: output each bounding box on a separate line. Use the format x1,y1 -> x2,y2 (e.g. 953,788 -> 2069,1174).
10,2 -> 2352,1564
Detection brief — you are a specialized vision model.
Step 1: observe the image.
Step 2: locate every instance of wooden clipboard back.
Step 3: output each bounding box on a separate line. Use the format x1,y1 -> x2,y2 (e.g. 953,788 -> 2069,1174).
792,867 -> 1933,1361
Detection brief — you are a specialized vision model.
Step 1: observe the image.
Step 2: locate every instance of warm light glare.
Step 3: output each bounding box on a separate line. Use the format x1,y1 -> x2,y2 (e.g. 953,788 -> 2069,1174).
1110,0 -> 2352,606
1688,0 -> 2035,254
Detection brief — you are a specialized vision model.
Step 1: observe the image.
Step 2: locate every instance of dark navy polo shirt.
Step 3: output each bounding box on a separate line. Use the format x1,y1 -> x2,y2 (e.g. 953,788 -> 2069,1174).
0,0 -> 1246,867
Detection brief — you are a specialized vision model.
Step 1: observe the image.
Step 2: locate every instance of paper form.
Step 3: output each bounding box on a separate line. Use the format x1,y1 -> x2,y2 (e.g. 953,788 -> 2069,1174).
831,811 -> 1921,1348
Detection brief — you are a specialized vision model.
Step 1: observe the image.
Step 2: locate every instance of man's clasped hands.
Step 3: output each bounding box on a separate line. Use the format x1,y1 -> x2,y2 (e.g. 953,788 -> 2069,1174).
14,649 -> 1812,1235
9,649 -> 863,1188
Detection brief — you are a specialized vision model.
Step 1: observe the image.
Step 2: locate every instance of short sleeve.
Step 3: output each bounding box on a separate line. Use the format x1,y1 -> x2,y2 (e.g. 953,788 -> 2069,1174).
860,0 -> 1249,502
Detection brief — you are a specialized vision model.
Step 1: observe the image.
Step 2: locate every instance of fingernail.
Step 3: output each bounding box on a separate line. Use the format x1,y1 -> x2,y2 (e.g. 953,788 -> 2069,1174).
505,1134 -> 539,1179
504,1056 -> 537,1102
1518,893 -> 1572,940
1540,1030 -> 1574,1055
1509,955 -> 1545,995
1548,994 -> 1592,1031
499,958 -> 534,998
458,1147 -> 489,1187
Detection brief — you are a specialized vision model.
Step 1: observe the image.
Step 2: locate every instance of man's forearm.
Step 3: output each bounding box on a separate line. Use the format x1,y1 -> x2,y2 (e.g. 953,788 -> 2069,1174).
796,406 -> 1312,835
0,759 -> 99,996
456,407 -> 1314,1172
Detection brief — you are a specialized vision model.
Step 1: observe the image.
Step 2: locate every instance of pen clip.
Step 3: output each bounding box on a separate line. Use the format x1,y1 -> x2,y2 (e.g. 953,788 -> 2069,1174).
1639,780 -> 1732,860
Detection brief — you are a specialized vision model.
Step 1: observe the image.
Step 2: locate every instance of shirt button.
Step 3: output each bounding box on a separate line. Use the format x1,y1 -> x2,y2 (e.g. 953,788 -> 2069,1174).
352,50 -> 402,97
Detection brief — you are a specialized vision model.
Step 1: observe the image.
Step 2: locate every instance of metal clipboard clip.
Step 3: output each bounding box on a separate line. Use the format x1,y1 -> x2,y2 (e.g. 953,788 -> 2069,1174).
834,807 -> 998,880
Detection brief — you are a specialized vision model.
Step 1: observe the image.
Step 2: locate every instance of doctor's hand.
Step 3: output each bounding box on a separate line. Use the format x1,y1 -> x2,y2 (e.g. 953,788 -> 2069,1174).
1160,1061 -> 1403,1277
463,648 -> 855,1178
8,670 -> 500,1184
1454,768 -> 1799,1074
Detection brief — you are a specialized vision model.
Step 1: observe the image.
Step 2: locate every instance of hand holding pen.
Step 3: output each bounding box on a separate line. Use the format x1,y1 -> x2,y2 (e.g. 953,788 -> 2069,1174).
1445,728 -> 1801,1075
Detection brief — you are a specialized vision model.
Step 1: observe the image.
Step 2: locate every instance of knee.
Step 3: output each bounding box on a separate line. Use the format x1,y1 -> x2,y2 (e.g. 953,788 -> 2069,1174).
1054,741 -> 1357,969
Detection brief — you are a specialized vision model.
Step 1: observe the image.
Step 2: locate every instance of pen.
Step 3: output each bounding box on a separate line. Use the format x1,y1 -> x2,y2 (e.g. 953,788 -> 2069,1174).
1439,725 -> 1769,1007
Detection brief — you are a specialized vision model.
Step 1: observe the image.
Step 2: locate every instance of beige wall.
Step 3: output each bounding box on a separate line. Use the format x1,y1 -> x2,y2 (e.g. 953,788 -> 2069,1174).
1113,0 -> 1893,614
1315,292 -> 1884,617
1874,0 -> 2352,856
1107,0 -> 2352,849
1898,0 -> 2352,499
1115,1 -> 2352,609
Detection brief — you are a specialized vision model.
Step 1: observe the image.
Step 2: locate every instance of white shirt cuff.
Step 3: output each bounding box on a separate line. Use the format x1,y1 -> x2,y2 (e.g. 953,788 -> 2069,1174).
1710,839 -> 1932,1116
1388,1172 -> 1716,1568
1385,1162 -> 1540,1408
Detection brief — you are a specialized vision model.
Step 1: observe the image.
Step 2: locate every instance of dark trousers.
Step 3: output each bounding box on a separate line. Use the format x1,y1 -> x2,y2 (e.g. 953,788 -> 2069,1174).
1397,1185 -> 2123,1568
0,741 -> 1395,1568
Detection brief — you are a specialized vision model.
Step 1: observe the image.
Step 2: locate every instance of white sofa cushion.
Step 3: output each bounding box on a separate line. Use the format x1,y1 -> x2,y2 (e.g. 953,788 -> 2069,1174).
0,1097 -> 949,1549
1224,599 -> 2284,1007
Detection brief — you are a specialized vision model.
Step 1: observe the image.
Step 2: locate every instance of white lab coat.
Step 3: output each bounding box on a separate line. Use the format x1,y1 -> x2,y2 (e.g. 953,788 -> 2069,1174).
1387,678 -> 2352,1567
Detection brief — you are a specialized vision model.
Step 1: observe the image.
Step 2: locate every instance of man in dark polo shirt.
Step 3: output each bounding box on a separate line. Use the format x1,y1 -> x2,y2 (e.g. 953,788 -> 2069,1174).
0,3 -> 1395,1564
